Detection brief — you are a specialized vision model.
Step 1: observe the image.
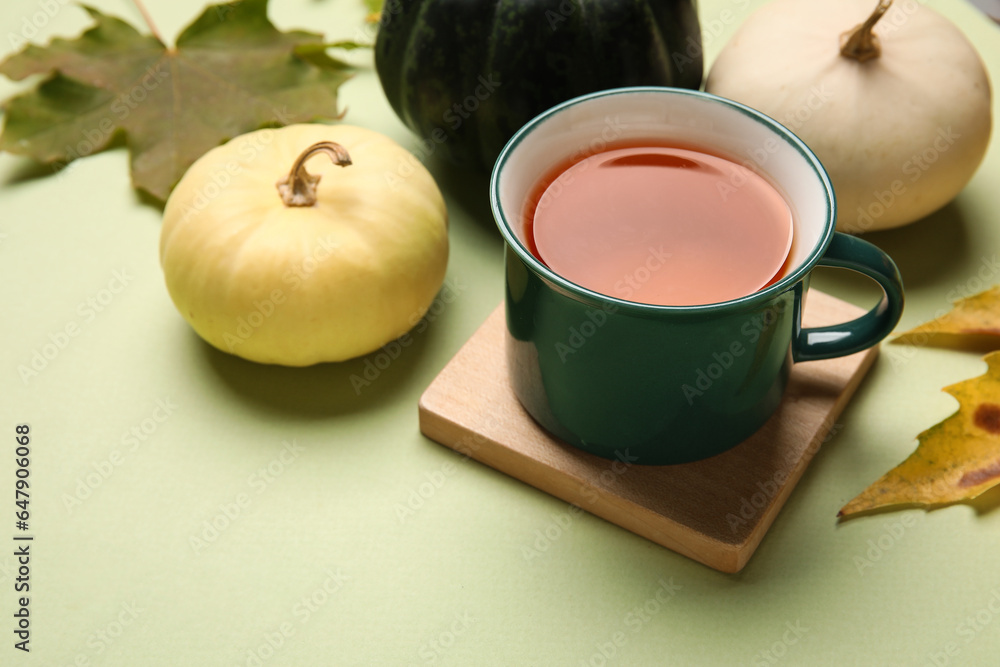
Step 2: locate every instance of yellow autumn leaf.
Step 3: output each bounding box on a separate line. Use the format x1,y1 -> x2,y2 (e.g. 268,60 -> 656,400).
893,285 -> 1000,345
839,350 -> 1000,517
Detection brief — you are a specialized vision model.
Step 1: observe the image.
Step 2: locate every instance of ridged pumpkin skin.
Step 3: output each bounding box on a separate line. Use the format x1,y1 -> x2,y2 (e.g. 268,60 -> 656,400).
160,124 -> 449,367
375,0 -> 703,170
706,0 -> 992,232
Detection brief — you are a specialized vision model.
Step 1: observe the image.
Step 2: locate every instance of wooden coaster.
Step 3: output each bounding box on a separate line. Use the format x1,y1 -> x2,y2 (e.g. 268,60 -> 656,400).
418,290 -> 878,573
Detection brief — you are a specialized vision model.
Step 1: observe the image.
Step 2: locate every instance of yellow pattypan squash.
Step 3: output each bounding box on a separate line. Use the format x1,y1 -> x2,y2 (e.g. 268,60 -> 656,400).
160,124 -> 448,366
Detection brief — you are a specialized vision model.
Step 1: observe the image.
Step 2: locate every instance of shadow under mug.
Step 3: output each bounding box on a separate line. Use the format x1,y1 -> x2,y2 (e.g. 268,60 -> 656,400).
490,87 -> 905,466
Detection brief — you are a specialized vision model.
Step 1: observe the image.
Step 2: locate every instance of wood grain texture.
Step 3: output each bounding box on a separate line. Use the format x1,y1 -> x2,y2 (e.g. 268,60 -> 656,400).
418,290 -> 878,573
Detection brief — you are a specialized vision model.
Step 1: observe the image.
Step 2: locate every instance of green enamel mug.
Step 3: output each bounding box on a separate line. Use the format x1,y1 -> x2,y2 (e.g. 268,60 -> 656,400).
490,87 -> 904,465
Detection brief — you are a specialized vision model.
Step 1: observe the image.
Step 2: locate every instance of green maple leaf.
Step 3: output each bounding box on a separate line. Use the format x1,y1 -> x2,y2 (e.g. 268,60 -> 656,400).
0,0 -> 353,201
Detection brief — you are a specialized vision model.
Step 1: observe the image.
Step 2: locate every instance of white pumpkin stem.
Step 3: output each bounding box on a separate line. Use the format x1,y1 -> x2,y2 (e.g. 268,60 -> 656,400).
277,141 -> 353,207
840,0 -> 893,63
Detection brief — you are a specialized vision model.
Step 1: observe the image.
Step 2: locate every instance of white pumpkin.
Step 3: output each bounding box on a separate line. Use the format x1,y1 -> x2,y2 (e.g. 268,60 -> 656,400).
706,0 -> 992,233
160,124 -> 448,366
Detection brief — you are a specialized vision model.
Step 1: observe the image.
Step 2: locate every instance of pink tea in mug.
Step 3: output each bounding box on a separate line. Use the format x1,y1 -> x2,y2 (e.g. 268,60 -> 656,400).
526,144 -> 793,306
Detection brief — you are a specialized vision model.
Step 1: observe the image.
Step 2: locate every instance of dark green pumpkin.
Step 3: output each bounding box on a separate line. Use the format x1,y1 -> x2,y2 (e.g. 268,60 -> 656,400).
375,0 -> 703,171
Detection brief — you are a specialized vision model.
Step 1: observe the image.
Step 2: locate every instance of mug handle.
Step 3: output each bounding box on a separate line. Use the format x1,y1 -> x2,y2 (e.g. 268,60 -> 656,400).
792,232 -> 904,362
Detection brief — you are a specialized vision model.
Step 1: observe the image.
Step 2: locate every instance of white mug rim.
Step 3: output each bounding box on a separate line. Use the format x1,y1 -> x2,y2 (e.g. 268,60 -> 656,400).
489,86 -> 838,314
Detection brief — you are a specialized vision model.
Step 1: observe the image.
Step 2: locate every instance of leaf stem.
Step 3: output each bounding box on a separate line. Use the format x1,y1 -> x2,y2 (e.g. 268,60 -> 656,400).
131,0 -> 167,46
276,142 -> 353,207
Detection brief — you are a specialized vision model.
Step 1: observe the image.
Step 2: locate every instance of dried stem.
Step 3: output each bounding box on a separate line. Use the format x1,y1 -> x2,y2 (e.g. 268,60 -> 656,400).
840,0 -> 893,63
276,141 -> 353,207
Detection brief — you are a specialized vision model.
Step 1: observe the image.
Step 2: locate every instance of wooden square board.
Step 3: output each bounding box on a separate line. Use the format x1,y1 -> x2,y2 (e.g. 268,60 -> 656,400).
418,290 -> 878,573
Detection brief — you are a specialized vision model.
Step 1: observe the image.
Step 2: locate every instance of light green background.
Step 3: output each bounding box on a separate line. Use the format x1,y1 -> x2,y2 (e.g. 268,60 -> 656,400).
2,0 -> 999,665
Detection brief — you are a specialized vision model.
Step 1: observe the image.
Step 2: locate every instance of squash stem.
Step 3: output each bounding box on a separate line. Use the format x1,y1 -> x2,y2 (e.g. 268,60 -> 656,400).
840,0 -> 893,63
276,141 -> 353,207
